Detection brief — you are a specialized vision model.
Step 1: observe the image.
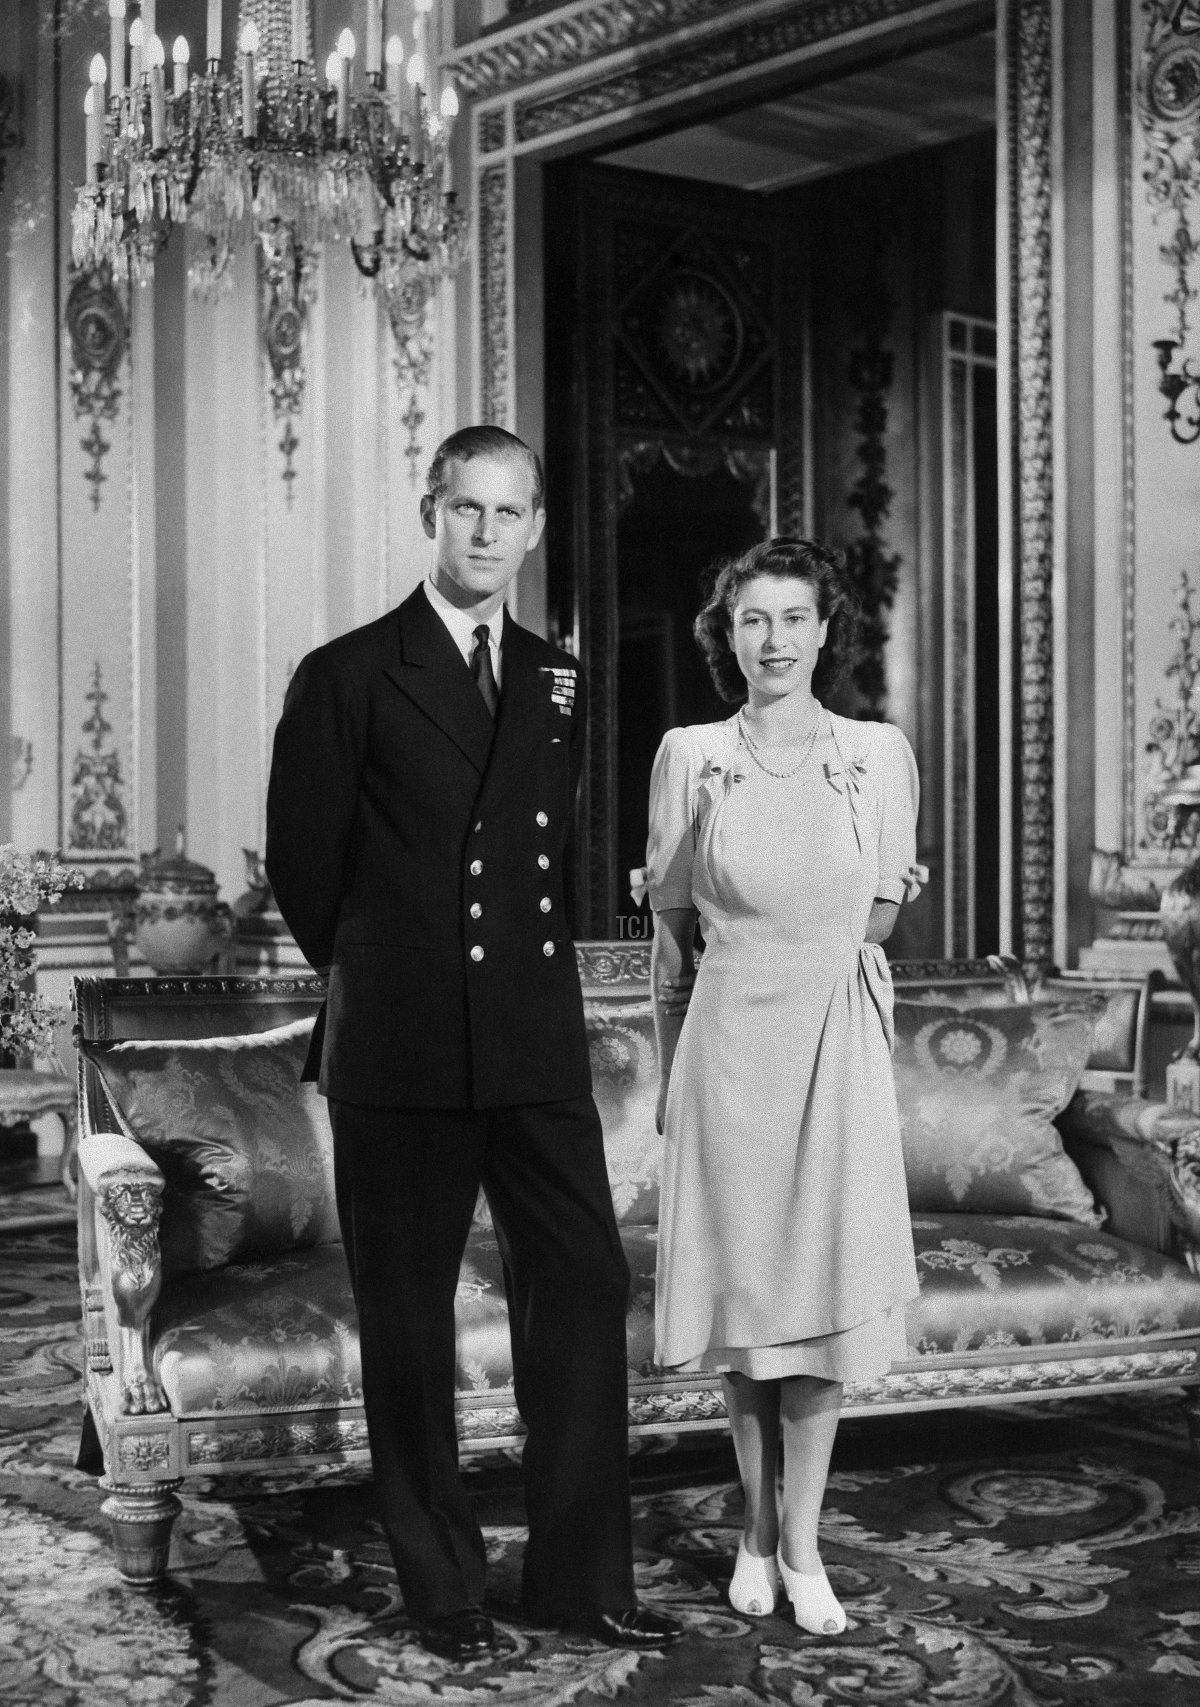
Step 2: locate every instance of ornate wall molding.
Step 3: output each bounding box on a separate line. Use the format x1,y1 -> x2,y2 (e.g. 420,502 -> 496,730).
69,663 -> 129,855
1123,3 -> 1139,857
1137,0 -> 1200,441
511,0 -> 961,142
1006,0 -> 1055,965
451,0 -> 768,99
64,266 -> 128,512
478,164 -> 510,427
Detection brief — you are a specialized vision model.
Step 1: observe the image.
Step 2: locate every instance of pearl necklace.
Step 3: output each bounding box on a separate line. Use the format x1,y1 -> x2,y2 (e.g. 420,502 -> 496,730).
737,705 -> 824,779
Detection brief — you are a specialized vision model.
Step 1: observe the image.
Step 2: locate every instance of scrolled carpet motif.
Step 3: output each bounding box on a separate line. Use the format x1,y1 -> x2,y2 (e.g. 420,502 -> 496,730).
2,1230 -> 1199,1704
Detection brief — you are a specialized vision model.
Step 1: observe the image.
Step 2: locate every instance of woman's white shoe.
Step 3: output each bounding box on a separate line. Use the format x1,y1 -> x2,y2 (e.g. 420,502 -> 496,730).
776,1552 -> 846,1635
728,1538 -> 782,1616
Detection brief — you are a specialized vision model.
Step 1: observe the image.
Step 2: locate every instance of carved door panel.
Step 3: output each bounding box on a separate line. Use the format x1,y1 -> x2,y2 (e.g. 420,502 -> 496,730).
545,162 -> 805,938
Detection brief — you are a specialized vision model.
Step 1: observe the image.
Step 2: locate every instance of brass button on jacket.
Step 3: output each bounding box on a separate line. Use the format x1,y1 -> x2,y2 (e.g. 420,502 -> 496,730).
542,941 -> 555,957
535,811 -> 549,827
470,945 -> 485,962
538,854 -> 550,870
469,859 -> 483,876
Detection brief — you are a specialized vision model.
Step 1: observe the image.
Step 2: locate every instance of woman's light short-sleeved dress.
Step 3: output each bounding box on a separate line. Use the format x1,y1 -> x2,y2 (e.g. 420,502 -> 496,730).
647,710 -> 921,1382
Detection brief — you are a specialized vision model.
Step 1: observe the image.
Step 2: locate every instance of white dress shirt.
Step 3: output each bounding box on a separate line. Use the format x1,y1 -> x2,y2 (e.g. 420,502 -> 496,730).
423,577 -> 504,688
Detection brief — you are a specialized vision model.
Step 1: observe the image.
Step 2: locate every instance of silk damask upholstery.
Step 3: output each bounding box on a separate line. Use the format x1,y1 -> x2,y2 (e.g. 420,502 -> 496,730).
153,1243 -> 360,1416
904,1213 -> 1200,1356
145,1209 -> 1200,1416
80,1018 -> 338,1277
892,1000 -> 1103,1225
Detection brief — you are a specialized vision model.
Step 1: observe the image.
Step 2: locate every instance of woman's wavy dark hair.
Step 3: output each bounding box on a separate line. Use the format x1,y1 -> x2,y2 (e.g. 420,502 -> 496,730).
694,536 -> 861,705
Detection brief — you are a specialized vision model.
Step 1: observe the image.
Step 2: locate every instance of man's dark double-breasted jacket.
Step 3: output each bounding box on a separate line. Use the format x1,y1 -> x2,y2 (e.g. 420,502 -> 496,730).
265,583 -> 592,1110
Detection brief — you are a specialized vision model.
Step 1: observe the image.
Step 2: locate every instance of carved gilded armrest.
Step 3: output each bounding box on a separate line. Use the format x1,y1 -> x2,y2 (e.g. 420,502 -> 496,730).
79,1133 -> 169,1417
1058,1090 -> 1200,1270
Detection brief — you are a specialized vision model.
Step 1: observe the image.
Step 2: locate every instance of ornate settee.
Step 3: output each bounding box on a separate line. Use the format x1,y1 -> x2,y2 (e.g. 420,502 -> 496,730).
72,949 -> 1200,1582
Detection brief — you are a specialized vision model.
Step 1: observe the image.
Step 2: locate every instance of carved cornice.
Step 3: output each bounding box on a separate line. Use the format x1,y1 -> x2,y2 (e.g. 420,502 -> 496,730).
451,0 -> 765,100
511,0 -> 961,142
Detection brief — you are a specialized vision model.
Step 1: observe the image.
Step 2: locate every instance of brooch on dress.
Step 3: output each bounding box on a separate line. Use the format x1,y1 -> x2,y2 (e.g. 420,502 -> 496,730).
539,666 -> 576,715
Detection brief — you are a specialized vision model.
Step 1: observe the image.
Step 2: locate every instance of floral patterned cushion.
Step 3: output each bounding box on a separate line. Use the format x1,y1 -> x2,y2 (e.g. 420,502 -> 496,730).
451,1224 -> 659,1395
81,1019 -> 339,1278
151,1225 -> 663,1414
150,1210 -> 1200,1416
153,1243 -> 360,1415
905,1212 -> 1200,1356
893,1000 -> 1103,1224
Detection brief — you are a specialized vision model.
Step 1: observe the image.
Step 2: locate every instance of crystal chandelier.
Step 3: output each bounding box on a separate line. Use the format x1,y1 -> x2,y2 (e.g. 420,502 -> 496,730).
72,1 -> 467,400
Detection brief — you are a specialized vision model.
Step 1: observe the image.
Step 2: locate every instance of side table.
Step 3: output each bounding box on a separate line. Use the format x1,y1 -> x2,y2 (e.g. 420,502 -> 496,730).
0,1069 -> 78,1194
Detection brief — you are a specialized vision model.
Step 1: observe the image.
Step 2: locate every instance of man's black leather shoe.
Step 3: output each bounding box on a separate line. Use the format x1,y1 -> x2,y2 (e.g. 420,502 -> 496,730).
561,1607 -> 684,1648
417,1609 -> 497,1662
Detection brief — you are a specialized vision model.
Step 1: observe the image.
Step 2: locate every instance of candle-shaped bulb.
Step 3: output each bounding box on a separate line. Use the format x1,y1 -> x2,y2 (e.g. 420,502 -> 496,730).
415,0 -> 433,12
107,0 -> 124,16
240,21 -> 261,55
325,51 -> 341,84
385,34 -> 404,67
173,37 -> 190,67
128,18 -> 144,48
439,83 -> 458,119
407,53 -> 425,87
84,85 -> 99,182
90,53 -> 108,85
146,33 -> 165,70
338,28 -> 356,60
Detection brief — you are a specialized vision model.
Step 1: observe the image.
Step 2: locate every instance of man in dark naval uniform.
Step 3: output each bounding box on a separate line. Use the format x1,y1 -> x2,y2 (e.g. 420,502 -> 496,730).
265,426 -> 680,1664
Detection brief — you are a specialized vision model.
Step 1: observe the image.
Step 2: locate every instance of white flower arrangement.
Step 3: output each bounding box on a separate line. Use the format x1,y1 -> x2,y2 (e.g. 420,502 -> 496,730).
0,846 -> 83,1062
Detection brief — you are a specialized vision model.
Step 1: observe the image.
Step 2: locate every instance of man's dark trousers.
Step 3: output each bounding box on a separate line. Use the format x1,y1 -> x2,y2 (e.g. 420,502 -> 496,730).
330,1097 -> 635,1623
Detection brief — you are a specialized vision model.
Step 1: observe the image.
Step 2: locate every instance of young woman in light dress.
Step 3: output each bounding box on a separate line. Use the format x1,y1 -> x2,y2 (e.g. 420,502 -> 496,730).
645,537 -> 924,1636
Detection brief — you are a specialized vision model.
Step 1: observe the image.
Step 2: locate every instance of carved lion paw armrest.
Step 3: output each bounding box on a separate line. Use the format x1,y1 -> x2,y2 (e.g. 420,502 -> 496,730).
79,1133 -> 170,1417
1059,1090 -> 1200,1269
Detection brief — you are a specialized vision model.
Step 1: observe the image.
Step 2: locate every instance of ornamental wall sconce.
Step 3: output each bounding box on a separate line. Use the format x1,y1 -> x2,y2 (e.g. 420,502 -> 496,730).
1141,1 -> 1200,445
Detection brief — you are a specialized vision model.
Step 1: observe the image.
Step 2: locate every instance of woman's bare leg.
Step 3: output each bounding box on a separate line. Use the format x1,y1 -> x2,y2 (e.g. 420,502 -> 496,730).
721,1372 -> 781,1555
778,1375 -> 842,1573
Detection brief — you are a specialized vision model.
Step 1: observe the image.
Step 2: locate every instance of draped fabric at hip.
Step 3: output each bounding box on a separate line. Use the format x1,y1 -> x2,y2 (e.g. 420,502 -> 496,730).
647,712 -> 921,1381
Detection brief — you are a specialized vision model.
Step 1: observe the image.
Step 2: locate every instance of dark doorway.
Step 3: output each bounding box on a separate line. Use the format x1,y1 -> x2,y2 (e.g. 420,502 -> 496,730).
616,453 -> 766,926
544,160 -> 804,938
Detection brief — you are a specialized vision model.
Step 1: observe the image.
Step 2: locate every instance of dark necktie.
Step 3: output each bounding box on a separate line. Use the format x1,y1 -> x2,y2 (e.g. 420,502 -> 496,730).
470,624 -> 499,718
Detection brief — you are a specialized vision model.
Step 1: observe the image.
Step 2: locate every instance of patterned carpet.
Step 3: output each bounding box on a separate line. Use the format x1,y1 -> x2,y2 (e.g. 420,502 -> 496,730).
3,1228 -> 1200,1707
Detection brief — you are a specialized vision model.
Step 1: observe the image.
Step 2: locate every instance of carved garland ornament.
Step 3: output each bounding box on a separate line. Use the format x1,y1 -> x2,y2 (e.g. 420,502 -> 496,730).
64,265 -> 128,512
70,663 -> 129,854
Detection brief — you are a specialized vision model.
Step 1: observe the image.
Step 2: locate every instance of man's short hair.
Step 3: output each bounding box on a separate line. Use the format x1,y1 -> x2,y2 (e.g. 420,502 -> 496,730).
426,426 -> 545,512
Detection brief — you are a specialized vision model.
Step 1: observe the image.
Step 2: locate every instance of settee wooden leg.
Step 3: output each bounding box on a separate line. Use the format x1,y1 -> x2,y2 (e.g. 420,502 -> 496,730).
99,1478 -> 183,1582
